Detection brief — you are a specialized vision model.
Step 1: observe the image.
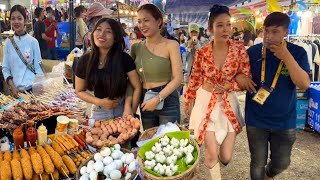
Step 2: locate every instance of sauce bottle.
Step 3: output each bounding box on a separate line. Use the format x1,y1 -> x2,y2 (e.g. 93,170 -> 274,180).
37,124 -> 47,146
13,128 -> 24,149
26,127 -> 37,147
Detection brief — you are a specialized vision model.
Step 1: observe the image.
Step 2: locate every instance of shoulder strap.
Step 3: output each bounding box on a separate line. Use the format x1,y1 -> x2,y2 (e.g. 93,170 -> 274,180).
10,37 -> 36,74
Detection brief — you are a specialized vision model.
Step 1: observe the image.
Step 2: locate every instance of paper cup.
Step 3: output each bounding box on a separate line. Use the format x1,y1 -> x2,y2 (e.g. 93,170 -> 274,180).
68,119 -> 78,130
56,116 -> 70,132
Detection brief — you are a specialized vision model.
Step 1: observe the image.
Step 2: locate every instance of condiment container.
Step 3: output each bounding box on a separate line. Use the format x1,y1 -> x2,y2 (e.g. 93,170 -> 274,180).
37,123 -> 47,146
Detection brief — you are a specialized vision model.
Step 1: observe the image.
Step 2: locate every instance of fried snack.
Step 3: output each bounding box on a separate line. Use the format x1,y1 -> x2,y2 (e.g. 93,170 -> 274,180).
3,151 -> 12,161
36,146 -> 46,155
11,159 -> 23,180
13,150 -> 21,160
58,163 -> 69,177
47,151 -> 63,169
31,172 -> 40,180
21,158 -> 33,180
52,169 -> 59,180
36,146 -> 55,174
61,155 -> 77,175
51,141 -> 64,156
41,172 -> 50,180
20,149 -> 30,159
1,160 -> 12,180
41,154 -> 54,174
30,153 -> 44,175
44,144 -> 55,154
0,151 -> 3,161
29,147 -> 37,156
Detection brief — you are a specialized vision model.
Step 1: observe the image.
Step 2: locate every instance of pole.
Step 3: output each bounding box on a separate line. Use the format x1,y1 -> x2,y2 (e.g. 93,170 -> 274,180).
117,1 -> 120,22
69,0 -> 75,51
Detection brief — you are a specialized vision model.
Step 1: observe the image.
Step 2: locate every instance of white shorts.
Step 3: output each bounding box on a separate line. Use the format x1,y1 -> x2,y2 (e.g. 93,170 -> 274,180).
189,87 -> 244,145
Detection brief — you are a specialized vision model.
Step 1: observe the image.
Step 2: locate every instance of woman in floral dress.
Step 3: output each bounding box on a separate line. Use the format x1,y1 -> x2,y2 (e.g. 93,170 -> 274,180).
184,5 -> 252,179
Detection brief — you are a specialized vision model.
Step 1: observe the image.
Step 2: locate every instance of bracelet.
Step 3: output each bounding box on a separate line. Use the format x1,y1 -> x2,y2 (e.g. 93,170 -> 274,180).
158,94 -> 165,103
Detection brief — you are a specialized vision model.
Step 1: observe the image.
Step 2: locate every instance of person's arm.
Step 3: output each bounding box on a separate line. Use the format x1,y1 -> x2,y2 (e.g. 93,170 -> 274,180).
230,44 -> 252,92
75,76 -> 102,105
40,22 -> 52,41
44,22 -> 53,33
33,40 -> 44,74
123,70 -> 141,117
2,41 -> 19,97
269,43 -> 310,90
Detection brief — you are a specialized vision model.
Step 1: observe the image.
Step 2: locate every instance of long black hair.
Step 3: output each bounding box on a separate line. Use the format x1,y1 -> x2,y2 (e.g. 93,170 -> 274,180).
85,17 -> 127,99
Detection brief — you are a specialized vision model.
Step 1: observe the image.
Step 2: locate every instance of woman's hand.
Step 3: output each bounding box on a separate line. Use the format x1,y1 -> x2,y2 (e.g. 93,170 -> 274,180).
235,74 -> 257,93
9,84 -> 19,98
122,105 -> 133,118
184,101 -> 191,119
214,81 -> 231,93
98,98 -> 119,110
141,97 -> 160,112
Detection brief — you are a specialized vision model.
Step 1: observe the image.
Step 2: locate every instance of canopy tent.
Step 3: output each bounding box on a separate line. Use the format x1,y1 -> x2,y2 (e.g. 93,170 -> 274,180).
166,0 -> 248,27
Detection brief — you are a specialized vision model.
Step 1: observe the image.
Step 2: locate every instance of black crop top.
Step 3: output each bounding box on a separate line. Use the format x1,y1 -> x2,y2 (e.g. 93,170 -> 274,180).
76,52 -> 136,98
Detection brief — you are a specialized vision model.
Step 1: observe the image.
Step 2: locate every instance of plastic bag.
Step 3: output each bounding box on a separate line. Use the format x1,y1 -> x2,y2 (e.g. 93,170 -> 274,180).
32,72 -> 65,95
52,62 -> 66,74
136,122 -> 180,147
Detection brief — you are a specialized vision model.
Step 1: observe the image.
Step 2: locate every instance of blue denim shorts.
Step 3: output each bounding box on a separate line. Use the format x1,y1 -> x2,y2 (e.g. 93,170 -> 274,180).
140,85 -> 181,130
90,97 -> 124,120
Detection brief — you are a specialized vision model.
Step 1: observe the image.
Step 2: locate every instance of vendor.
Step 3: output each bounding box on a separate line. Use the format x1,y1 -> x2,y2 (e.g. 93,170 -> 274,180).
75,18 -> 141,120
2,5 -> 43,98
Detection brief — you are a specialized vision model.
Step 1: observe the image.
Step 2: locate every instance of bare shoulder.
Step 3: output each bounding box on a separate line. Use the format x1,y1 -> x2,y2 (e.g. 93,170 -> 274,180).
165,38 -> 179,48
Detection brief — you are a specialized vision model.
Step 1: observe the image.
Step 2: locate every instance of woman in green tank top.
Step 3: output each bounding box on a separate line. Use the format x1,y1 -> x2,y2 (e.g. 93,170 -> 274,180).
131,4 -> 183,130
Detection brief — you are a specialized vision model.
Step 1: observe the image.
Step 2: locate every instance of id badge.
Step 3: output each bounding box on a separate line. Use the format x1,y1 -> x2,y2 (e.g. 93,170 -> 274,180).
252,86 -> 271,105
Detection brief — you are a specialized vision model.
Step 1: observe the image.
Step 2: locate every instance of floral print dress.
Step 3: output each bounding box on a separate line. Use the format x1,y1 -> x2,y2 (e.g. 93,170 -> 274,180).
184,40 -> 251,144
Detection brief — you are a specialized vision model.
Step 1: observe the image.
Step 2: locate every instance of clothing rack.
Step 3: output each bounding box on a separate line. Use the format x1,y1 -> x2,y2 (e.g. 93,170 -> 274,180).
288,34 -> 320,82
287,34 -> 320,40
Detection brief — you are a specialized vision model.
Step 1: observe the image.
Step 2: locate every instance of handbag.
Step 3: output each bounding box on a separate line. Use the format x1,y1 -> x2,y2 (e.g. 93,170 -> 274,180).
10,37 -> 36,74
140,42 -> 164,110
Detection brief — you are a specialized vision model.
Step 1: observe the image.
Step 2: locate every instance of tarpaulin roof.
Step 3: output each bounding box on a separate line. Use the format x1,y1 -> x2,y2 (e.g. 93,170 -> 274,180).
165,0 -> 249,27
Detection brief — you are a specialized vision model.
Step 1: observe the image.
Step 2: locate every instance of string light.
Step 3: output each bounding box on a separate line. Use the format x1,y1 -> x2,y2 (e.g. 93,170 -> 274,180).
230,17 -> 236,22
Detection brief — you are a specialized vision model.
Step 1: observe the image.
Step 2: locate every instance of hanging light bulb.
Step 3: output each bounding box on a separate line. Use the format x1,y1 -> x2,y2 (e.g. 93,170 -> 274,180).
255,10 -> 260,15
119,10 -> 124,14
125,10 -> 129,14
230,17 -> 236,23
257,17 -> 263,23
131,11 -> 134,15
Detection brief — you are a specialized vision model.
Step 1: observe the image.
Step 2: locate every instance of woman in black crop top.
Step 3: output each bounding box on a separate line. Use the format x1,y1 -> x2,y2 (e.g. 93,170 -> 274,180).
75,18 -> 141,120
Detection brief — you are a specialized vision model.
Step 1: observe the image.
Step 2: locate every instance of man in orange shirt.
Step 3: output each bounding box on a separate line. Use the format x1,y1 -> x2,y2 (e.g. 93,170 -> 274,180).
44,7 -> 61,60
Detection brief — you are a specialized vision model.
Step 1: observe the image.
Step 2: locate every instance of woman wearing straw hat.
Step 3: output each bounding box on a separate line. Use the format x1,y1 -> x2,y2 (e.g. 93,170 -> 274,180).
83,2 -> 113,52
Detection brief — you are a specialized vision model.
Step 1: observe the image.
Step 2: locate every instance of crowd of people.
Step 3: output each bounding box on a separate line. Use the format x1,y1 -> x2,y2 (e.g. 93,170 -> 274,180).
1,3 -> 311,180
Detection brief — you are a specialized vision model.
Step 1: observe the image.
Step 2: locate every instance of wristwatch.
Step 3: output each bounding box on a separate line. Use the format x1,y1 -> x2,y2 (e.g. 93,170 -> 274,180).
158,94 -> 164,103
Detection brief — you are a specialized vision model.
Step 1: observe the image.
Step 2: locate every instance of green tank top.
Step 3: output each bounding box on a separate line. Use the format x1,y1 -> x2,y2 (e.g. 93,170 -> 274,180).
131,41 -> 172,82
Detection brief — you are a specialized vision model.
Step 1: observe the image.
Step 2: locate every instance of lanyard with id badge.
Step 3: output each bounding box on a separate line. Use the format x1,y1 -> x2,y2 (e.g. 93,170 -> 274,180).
252,41 -> 286,105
